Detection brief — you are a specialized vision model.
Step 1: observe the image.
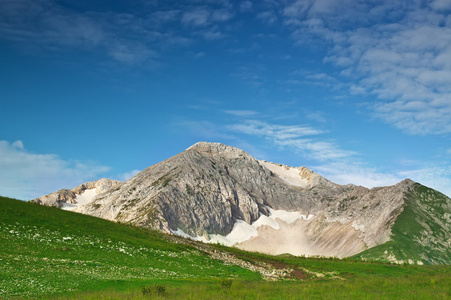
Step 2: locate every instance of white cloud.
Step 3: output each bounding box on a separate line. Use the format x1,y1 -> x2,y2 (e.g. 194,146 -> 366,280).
232,64 -> 267,88
199,29 -> 226,40
223,110 -> 259,117
429,0 -> 451,12
229,120 -> 353,161
0,140 -> 110,200
275,138 -> 354,161
148,10 -> 181,26
180,120 -> 236,140
118,169 -> 141,181
182,8 -> 211,26
229,120 -> 323,138
314,161 -> 403,189
0,0 -> 106,47
315,160 -> 451,197
398,165 -> 451,198
108,41 -> 157,65
240,1 -> 253,12
181,6 -> 233,27
281,0 -> 451,135
257,11 -> 278,25
0,0 -> 227,65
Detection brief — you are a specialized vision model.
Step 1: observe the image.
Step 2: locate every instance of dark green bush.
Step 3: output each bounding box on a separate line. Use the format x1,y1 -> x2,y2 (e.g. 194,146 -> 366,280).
141,284 -> 167,296
220,278 -> 233,289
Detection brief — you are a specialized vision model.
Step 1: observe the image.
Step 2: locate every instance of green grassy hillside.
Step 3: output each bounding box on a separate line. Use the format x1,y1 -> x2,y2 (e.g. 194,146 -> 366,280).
353,183 -> 451,265
0,196 -> 260,298
1,196 -> 450,299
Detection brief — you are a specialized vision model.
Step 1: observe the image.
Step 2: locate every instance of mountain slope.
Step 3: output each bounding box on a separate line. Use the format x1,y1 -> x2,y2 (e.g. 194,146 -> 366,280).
31,178 -> 121,210
0,196 -> 261,298
353,183 -> 451,264
32,142 -> 451,263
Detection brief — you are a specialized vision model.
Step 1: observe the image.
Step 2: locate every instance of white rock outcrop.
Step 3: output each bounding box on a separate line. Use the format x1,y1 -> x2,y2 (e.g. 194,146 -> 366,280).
31,178 -> 121,209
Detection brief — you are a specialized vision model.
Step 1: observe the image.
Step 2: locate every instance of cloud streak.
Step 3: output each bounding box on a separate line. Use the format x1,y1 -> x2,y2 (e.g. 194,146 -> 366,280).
281,0 -> 451,135
313,161 -> 403,189
229,120 -> 354,161
0,0 -> 233,65
0,140 -> 110,200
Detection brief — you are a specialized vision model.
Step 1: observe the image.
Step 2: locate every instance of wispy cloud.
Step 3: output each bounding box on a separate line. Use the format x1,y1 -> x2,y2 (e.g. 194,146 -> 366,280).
232,64 -> 267,89
240,1 -> 253,13
398,164 -> 451,197
280,0 -> 451,135
148,10 -> 181,27
228,120 -> 354,161
182,8 -> 212,27
0,0 -> 105,47
256,11 -> 278,25
429,0 -> 451,11
179,120 -> 236,141
314,161 -> 403,189
223,110 -> 259,117
0,140 -> 110,200
118,169 -> 141,182
314,152 -> 451,197
230,120 -> 323,138
0,0 -> 232,65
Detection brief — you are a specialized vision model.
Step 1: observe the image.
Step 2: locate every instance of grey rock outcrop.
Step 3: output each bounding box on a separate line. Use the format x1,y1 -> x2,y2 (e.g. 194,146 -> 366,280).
31,178 -> 121,208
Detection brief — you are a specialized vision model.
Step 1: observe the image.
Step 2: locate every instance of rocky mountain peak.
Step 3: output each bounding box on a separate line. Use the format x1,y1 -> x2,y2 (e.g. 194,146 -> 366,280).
30,142 -> 451,263
187,142 -> 254,160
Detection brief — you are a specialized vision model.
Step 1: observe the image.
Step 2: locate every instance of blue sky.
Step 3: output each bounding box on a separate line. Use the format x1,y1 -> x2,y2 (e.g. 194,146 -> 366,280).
1,0 -> 451,200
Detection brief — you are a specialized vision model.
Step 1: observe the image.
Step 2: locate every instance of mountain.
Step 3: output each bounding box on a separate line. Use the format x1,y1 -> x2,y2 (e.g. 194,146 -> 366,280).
353,183 -> 451,264
32,142 -> 451,264
31,178 -> 121,210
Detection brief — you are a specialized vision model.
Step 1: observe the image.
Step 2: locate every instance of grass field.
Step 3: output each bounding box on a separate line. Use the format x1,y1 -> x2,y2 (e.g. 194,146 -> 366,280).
1,196 -> 450,299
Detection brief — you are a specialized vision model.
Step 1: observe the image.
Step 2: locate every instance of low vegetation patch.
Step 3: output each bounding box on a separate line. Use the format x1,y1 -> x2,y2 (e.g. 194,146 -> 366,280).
141,284 -> 166,296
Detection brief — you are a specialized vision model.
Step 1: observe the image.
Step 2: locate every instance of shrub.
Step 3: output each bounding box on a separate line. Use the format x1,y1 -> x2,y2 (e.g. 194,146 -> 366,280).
220,279 -> 233,289
141,284 -> 167,296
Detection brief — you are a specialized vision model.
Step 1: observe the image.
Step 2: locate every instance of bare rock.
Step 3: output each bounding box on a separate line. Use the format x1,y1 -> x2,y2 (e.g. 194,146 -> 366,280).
31,178 -> 121,208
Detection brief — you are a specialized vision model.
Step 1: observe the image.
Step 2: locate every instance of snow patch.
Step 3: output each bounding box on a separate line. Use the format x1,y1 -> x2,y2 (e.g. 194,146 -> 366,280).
171,207 -> 314,247
259,160 -> 309,187
170,228 -> 210,243
268,207 -> 313,223
61,188 -> 98,211
252,214 -> 280,230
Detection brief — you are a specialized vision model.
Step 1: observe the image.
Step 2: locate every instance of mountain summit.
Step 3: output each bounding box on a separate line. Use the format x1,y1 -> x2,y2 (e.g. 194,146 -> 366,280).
32,142 -> 451,264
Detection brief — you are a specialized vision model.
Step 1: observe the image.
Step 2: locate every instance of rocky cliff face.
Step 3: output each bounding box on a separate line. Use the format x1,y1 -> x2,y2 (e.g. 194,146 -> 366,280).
32,142 -> 451,263
78,143 -> 346,234
31,178 -> 121,209
74,142 -> 412,258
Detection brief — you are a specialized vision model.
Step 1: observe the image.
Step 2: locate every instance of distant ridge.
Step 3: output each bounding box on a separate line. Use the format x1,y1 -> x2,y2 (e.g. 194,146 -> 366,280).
31,178 -> 121,210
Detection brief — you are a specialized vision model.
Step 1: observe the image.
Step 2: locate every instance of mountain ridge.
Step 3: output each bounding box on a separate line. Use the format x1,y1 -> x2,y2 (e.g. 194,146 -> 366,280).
31,142 -> 451,264
31,178 -> 121,209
